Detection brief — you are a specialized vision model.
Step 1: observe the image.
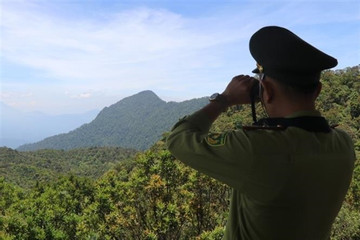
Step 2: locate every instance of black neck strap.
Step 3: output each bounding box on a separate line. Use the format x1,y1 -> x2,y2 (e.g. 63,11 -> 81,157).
253,116 -> 331,133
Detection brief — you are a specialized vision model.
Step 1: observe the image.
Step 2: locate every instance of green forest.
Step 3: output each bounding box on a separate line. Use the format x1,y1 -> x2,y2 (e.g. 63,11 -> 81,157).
1,66 -> 359,239
0,147 -> 137,189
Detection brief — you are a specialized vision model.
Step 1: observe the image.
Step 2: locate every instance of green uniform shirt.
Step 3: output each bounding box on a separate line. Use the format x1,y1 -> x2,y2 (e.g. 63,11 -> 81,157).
166,110 -> 355,240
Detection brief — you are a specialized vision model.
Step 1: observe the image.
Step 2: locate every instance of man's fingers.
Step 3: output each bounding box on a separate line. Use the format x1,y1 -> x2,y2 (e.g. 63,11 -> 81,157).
232,75 -> 256,84
232,75 -> 250,80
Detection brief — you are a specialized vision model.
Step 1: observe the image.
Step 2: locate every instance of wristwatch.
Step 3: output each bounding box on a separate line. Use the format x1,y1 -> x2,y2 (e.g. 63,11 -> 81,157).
209,93 -> 229,110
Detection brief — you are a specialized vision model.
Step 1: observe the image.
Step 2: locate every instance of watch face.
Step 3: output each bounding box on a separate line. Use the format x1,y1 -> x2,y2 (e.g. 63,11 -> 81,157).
209,93 -> 220,101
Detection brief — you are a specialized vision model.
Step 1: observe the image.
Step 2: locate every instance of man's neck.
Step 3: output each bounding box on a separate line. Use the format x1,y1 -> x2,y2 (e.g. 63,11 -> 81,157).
266,102 -> 316,118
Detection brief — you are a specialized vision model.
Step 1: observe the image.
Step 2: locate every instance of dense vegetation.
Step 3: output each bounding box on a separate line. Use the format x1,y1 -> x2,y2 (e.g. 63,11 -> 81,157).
1,66 -> 359,239
18,91 -> 208,151
0,147 -> 137,189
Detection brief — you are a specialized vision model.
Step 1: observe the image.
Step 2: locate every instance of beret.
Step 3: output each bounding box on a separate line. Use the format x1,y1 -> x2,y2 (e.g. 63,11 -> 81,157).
249,26 -> 337,86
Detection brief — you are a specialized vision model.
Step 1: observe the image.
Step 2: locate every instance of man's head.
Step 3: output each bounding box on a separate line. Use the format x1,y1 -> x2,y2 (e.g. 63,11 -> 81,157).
258,74 -> 322,117
249,26 -> 337,117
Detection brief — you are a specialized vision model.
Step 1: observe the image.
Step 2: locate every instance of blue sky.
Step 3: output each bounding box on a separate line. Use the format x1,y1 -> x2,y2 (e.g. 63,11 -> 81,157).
1,0 -> 359,114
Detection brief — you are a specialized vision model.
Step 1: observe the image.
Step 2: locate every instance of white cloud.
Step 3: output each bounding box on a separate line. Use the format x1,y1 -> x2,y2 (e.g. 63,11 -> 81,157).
71,92 -> 92,99
0,90 -> 36,110
1,4 -> 251,90
1,0 -> 359,114
0,91 -> 33,100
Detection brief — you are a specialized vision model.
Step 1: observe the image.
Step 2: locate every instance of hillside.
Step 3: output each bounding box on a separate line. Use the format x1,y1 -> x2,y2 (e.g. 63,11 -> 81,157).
0,146 -> 137,188
17,91 -> 208,151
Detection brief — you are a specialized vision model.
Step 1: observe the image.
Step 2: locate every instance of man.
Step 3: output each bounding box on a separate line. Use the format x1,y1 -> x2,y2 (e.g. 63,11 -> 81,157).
166,26 -> 355,239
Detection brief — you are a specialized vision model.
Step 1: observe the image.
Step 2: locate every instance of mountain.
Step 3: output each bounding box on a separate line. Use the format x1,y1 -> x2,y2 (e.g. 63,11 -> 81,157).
17,91 -> 208,151
0,102 -> 99,149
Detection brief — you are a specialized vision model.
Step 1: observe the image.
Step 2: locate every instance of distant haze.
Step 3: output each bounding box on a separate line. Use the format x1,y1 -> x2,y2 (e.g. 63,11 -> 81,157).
0,102 -> 99,149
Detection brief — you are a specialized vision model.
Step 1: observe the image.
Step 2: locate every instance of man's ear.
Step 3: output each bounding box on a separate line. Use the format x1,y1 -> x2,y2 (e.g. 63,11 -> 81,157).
261,80 -> 274,103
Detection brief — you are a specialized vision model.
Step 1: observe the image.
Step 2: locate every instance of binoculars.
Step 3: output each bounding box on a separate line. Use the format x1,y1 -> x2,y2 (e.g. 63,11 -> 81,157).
250,80 -> 261,102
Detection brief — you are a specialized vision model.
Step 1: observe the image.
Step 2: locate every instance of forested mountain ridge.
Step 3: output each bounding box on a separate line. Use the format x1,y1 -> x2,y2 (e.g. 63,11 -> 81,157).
17,91 -> 208,151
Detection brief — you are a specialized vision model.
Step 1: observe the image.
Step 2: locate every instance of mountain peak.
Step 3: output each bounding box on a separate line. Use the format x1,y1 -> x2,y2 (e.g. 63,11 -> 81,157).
137,90 -> 157,96
109,90 -> 164,110
129,90 -> 162,102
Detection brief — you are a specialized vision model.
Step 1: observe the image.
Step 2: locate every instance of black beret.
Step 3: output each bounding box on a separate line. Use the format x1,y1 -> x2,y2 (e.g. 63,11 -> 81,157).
249,26 -> 337,86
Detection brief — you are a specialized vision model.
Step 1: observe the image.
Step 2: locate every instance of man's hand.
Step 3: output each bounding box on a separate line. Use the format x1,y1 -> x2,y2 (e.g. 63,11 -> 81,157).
199,75 -> 258,122
222,75 -> 258,106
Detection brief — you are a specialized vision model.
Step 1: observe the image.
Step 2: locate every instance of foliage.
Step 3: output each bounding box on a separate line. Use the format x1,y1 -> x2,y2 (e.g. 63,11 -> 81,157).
1,143 -> 231,239
76,142 -> 231,239
1,176 -> 95,239
331,202 -> 360,240
0,146 -> 136,188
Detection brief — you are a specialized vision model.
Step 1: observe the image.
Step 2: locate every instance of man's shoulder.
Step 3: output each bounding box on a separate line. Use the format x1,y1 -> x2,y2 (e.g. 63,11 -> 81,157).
330,128 -> 355,148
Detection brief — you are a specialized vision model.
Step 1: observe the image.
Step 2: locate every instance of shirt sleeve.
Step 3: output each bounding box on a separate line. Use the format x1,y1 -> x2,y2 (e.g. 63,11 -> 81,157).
166,110 -> 254,190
